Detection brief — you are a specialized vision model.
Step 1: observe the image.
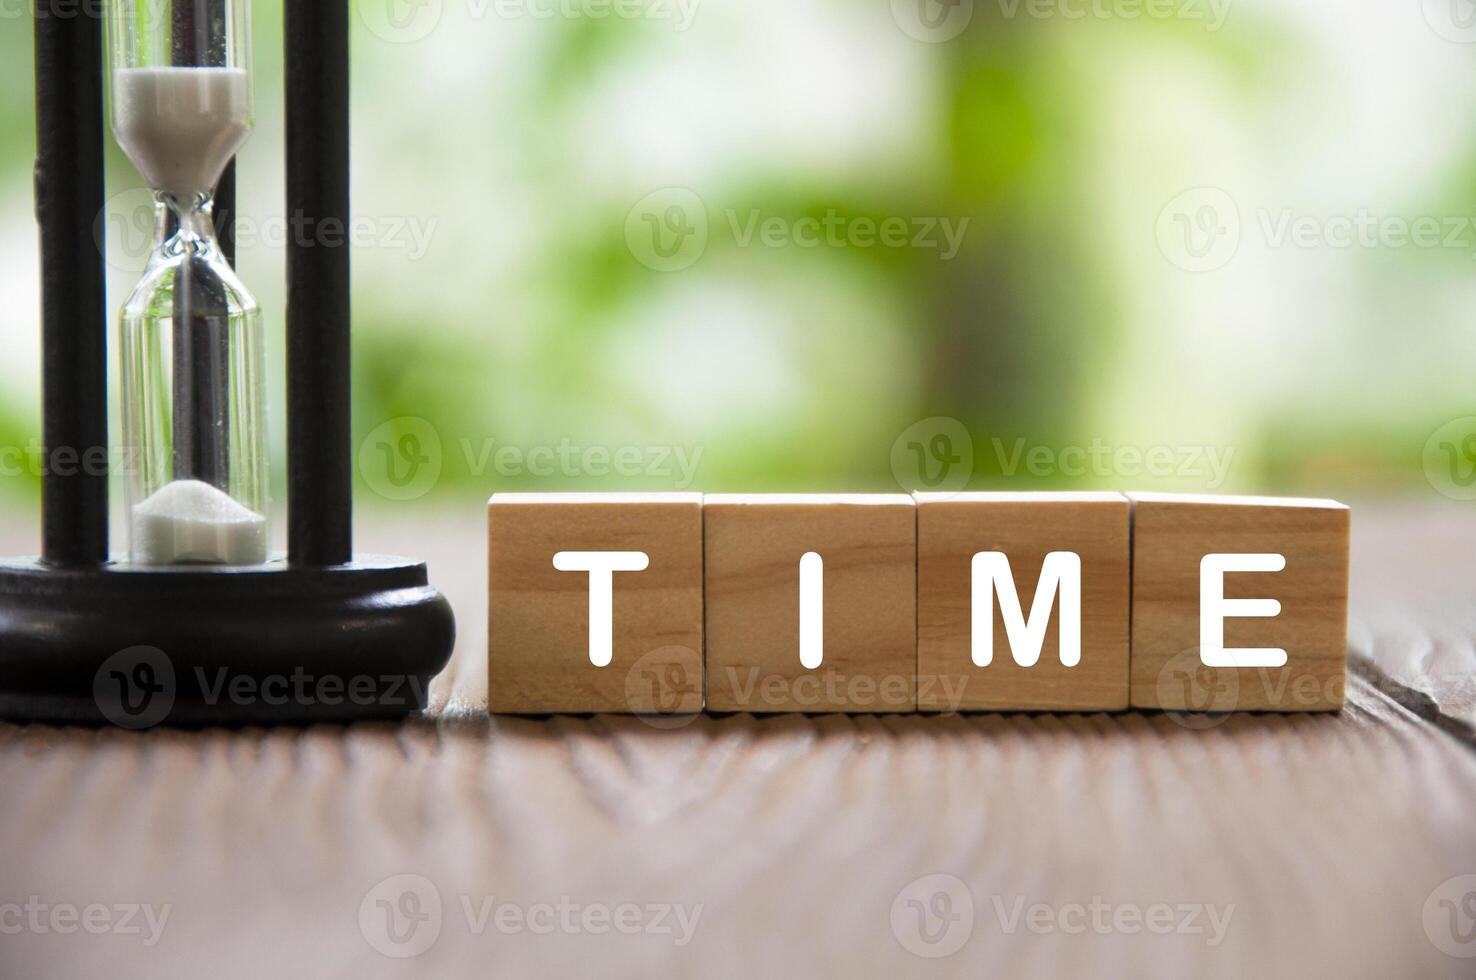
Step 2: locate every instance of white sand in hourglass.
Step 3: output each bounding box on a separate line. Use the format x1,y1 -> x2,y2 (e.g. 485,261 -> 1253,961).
112,67 -> 251,202
132,480 -> 267,566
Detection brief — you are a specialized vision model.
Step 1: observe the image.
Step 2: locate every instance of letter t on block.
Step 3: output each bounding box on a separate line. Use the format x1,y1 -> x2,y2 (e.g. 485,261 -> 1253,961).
1128,494 -> 1350,712
488,494 -> 704,715
551,551 -> 651,667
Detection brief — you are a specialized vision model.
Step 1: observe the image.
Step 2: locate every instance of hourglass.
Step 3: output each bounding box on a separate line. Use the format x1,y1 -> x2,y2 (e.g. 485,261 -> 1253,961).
110,0 -> 267,565
0,3 -> 454,725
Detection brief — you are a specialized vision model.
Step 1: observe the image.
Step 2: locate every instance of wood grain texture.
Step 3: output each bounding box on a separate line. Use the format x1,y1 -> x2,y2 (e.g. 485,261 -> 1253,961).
487,493 -> 703,714
1347,503 -> 1476,735
0,506 -> 1472,980
703,495 -> 917,713
1128,494 -> 1350,712
917,492 -> 1130,712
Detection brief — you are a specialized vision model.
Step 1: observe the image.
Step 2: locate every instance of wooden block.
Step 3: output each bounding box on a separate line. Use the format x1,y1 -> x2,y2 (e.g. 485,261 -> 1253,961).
487,493 -> 703,715
916,492 -> 1130,712
1127,493 -> 1350,712
704,495 -> 916,713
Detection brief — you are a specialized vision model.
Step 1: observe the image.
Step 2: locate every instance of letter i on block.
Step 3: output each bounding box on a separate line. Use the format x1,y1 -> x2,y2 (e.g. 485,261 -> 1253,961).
916,493 -> 1131,712
704,495 -> 917,713
487,494 -> 704,714
1127,494 -> 1350,712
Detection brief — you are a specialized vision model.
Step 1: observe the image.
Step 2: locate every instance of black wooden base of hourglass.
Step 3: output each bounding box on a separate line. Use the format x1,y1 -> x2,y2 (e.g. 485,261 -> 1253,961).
0,556 -> 455,728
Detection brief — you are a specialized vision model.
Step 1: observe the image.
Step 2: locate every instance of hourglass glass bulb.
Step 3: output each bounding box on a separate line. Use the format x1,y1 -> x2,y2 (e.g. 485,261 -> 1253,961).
110,0 -> 253,201
112,64 -> 250,206
108,0 -> 269,566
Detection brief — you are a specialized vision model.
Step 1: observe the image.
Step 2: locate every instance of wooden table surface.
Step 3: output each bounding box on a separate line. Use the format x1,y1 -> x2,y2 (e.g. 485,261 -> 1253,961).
2,502 -> 1474,979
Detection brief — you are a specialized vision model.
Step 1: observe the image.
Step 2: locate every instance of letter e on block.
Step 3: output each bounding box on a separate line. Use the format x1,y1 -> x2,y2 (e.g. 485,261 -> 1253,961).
1127,494 -> 1350,712
488,493 -> 703,714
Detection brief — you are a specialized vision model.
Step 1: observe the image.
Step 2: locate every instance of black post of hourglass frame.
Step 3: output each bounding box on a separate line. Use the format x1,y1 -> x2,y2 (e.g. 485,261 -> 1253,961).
170,0 -> 233,493
0,2 -> 455,727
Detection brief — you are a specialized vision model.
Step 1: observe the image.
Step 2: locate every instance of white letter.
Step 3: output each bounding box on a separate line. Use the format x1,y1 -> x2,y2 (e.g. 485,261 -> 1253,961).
672,904 -> 704,947
552,551 -> 650,667
141,904 -> 171,948
799,552 -> 823,669
1199,553 -> 1286,667
972,552 -> 1081,667
1205,903 -> 1235,948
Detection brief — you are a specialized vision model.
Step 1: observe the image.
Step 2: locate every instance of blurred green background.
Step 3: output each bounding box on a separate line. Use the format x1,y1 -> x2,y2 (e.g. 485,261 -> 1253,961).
1,0 -> 1473,544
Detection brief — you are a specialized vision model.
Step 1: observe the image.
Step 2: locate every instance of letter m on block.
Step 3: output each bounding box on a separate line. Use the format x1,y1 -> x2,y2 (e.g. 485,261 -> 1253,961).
971,552 -> 1082,668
